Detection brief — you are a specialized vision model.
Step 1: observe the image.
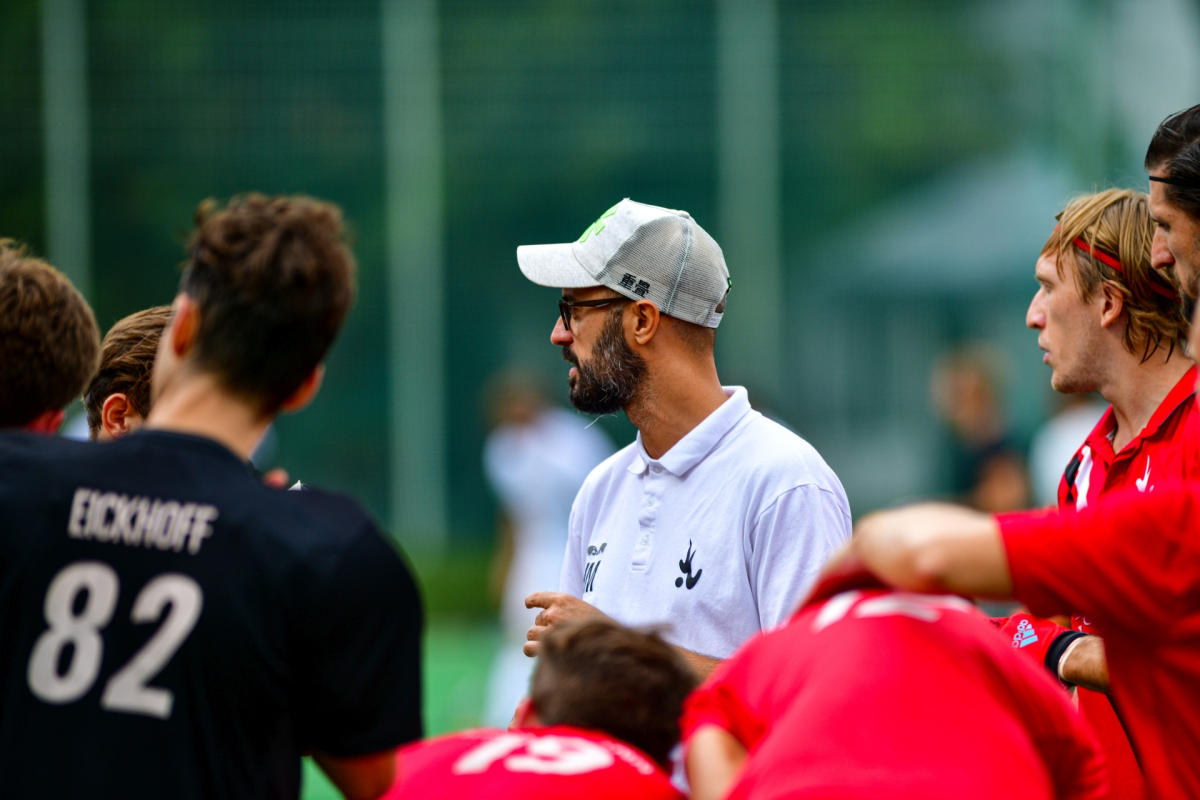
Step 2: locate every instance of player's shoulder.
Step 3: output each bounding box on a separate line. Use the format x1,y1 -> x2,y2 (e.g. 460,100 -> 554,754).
725,412 -> 846,498
0,430 -> 91,478
287,485 -> 379,541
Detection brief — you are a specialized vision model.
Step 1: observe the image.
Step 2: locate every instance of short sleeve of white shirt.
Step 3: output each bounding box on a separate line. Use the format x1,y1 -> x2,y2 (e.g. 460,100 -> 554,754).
746,483 -> 852,630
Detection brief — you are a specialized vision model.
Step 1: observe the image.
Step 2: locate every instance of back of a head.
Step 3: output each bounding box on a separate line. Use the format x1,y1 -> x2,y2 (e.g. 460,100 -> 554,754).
1043,188 -> 1186,359
182,194 -> 357,414
1146,104 -> 1200,220
0,240 -> 100,428
530,619 -> 698,769
84,305 -> 173,439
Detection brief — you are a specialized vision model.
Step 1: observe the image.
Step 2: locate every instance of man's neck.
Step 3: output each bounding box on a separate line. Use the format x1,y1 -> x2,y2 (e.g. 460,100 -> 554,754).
145,372 -> 271,461
1101,349 -> 1192,453
625,360 -> 729,460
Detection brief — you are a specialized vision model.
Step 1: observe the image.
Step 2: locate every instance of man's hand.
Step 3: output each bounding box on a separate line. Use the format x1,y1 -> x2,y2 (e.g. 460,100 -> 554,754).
523,592 -> 608,657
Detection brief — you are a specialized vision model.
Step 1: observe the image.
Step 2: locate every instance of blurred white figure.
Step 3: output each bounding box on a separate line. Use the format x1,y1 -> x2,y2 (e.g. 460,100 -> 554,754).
481,373 -> 613,727
1029,395 -> 1108,507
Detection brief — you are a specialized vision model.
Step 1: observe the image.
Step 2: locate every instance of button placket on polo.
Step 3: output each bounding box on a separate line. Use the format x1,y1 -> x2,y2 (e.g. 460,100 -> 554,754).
631,463 -> 665,571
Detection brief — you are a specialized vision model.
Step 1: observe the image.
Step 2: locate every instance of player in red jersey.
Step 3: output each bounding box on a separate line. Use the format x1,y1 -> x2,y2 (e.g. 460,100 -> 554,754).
1022,187 -> 1193,800
383,619 -> 694,800
842,106 -> 1200,800
682,563 -> 1105,800
850,488 -> 1200,800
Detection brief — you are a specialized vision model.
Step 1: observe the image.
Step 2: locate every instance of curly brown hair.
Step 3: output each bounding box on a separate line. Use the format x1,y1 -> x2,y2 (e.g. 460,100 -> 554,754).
530,619 -> 698,768
0,240 -> 100,427
180,194 -> 357,414
1042,188 -> 1187,362
83,305 -> 172,439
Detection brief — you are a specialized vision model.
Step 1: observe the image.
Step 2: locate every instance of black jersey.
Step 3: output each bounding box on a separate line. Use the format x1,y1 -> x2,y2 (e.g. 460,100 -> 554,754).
0,430 -> 423,799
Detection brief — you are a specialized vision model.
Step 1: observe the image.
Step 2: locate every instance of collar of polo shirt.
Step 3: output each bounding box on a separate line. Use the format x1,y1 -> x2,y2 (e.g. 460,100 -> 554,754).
627,387 -> 749,476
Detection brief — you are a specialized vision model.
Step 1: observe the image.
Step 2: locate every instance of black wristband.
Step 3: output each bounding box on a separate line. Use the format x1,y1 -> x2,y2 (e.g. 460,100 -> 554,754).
1044,630 -> 1089,683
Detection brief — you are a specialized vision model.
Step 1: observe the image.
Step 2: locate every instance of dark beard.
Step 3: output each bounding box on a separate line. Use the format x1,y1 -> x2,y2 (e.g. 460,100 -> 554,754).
563,306 -> 647,415
1183,288 -> 1197,324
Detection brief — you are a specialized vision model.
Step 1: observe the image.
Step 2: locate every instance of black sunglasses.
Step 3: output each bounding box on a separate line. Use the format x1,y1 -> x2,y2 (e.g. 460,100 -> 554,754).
558,296 -> 632,332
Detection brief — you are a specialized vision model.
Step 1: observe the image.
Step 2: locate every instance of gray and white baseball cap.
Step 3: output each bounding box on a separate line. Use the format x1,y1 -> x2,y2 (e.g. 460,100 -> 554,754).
517,198 -> 731,328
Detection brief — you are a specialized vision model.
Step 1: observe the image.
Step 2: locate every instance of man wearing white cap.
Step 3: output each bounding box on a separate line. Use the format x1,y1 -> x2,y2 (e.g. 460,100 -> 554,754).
519,199 -> 852,677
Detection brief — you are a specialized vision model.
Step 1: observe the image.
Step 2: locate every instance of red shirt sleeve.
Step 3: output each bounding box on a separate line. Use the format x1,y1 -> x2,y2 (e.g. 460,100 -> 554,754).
680,655 -> 768,752
997,484 -> 1198,642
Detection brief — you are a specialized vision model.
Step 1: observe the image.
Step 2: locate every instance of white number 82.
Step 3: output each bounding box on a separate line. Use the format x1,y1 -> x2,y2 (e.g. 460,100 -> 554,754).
26,561 -> 203,720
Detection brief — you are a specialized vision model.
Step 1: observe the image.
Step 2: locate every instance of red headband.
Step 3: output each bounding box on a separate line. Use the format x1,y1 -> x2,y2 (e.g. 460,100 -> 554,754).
1070,236 -> 1177,300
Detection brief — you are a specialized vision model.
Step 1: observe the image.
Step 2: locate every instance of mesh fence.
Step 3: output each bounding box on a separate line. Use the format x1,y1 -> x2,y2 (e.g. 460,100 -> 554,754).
0,0 -> 1184,532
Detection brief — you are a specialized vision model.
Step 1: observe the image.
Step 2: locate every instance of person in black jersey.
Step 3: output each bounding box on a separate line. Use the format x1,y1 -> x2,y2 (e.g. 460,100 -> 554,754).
0,195 -> 422,800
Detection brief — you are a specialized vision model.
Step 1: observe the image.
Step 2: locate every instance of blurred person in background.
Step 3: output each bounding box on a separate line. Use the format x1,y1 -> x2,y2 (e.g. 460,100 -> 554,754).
384,619 -> 693,800
1028,395 -> 1107,508
0,195 -> 422,800
480,369 -> 613,728
516,199 -> 851,679
0,239 -> 100,434
683,560 -> 1105,800
83,305 -> 172,441
1021,188 -> 1193,800
931,346 -> 1030,512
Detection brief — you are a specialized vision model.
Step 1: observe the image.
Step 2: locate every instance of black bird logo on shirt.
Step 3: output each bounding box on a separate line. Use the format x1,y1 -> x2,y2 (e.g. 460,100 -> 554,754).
676,540 -> 702,589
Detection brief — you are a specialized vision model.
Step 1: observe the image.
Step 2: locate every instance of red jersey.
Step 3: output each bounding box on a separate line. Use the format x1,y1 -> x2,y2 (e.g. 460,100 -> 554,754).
381,726 -> 681,800
1058,367 -> 1200,512
999,485 -> 1200,800
681,589 -> 1105,800
1053,366 -> 1198,800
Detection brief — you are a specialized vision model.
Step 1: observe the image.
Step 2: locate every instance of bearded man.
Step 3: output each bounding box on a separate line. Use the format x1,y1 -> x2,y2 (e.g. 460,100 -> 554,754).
515,199 -> 851,678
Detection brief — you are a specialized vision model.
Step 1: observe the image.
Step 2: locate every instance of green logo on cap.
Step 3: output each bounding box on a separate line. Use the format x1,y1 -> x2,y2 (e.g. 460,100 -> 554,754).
578,203 -> 619,244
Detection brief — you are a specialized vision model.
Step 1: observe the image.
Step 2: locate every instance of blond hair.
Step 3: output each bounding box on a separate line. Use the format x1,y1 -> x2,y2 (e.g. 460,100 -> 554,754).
1042,188 -> 1186,361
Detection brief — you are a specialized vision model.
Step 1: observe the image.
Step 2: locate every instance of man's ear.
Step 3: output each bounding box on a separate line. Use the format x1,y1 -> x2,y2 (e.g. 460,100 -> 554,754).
279,364 -> 325,414
510,697 -> 541,730
101,393 -> 143,439
629,299 -> 662,346
1098,282 -> 1126,329
169,295 -> 201,358
24,409 -> 65,435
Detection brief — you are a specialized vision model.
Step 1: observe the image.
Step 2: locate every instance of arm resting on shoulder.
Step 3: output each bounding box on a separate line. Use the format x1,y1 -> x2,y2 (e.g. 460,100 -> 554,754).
851,504 -> 1013,597
312,749 -> 396,800
687,725 -> 748,800
1059,636 -> 1109,694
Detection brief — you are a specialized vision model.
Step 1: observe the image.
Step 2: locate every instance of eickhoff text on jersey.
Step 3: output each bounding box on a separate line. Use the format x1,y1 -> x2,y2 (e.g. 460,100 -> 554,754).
67,487 -> 219,555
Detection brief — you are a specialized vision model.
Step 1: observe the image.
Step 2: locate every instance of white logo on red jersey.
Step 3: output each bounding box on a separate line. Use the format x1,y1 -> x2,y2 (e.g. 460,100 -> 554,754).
1074,446 -> 1094,511
1136,458 -> 1152,492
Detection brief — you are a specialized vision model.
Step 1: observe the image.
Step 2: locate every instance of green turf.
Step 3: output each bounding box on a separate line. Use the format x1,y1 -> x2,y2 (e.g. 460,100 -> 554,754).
301,616 -> 501,799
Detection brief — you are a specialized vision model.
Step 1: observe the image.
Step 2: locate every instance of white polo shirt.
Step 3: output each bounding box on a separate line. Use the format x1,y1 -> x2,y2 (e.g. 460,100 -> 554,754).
559,386 -> 852,659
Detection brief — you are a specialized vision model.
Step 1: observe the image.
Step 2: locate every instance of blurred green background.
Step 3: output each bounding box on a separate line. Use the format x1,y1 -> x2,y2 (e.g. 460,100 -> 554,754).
3,3 -> 1200,795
